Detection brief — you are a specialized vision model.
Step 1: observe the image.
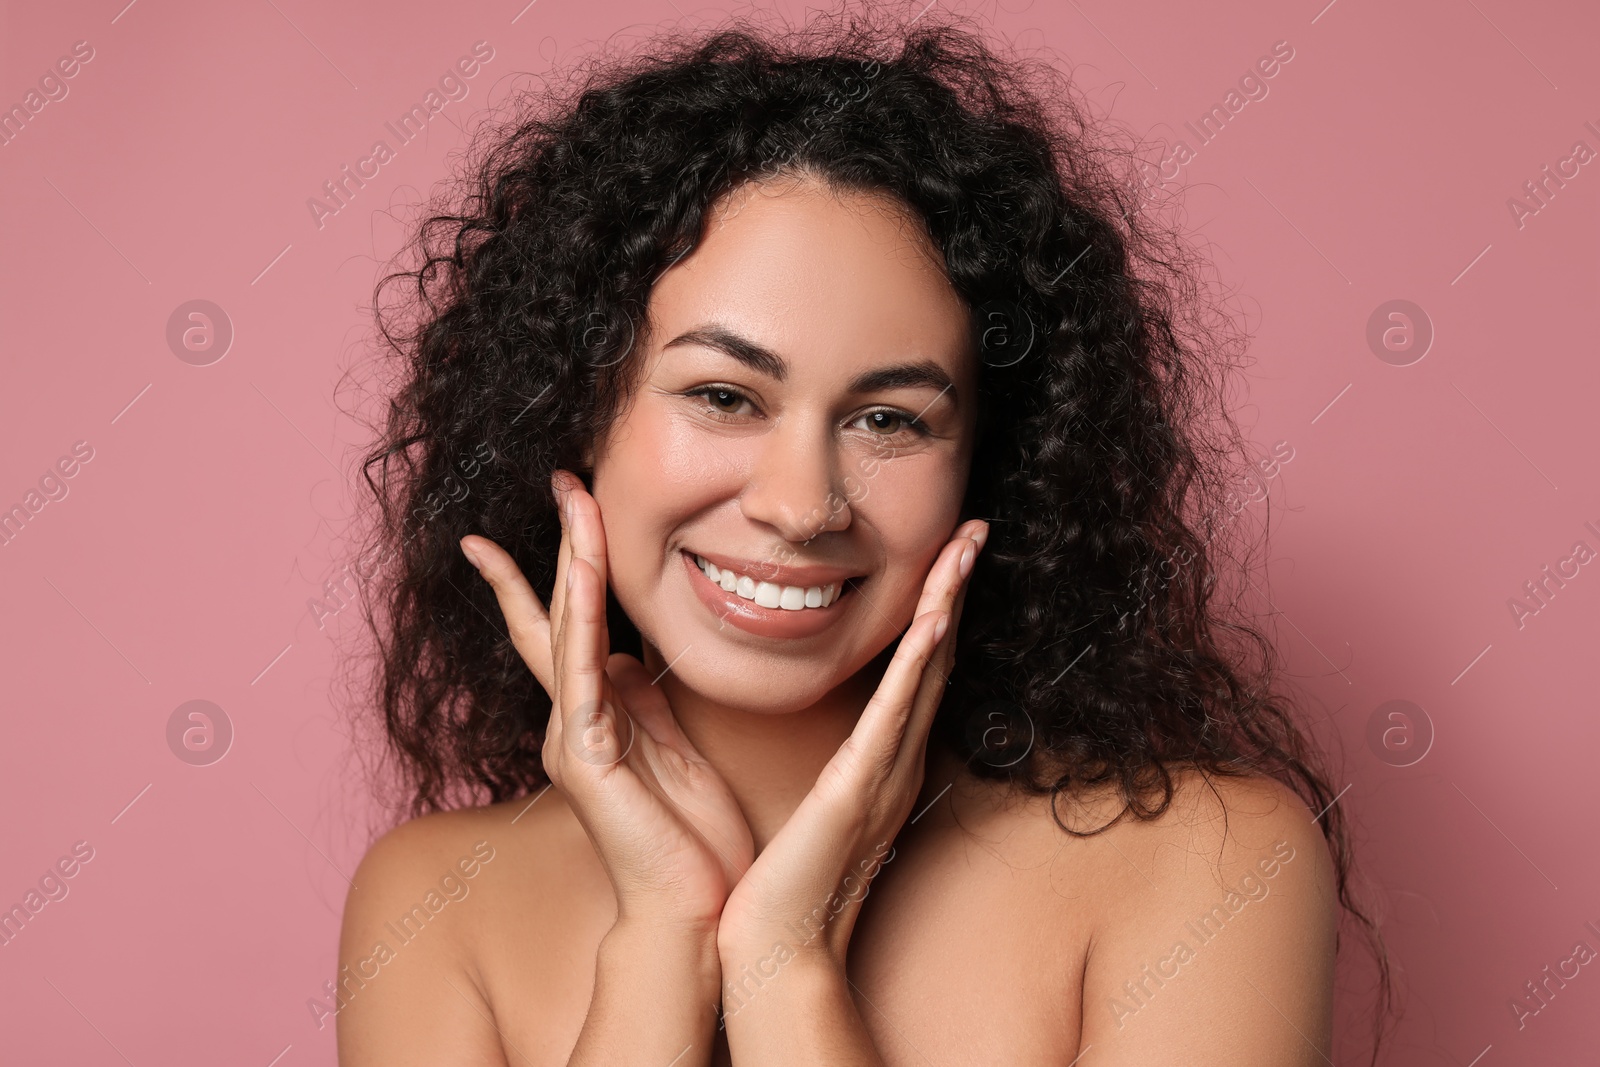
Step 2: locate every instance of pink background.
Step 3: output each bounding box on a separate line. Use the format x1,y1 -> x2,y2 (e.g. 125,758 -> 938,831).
2,0 -> 1596,1062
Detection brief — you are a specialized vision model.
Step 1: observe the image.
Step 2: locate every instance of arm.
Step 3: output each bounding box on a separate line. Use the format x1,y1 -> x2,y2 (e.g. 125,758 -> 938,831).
717,942 -> 883,1066
1074,772 -> 1339,1065
574,918 -> 723,1065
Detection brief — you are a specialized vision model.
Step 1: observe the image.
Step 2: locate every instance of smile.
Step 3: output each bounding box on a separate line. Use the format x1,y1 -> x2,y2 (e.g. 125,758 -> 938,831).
679,550 -> 860,639
690,553 -> 841,610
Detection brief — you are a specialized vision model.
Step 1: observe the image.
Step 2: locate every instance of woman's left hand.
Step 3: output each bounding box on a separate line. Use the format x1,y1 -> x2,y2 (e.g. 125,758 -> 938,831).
714,517 -> 990,976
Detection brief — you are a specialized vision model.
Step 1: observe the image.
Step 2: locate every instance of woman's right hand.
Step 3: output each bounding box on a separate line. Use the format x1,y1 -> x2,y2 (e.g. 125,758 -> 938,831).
460,469 -> 754,935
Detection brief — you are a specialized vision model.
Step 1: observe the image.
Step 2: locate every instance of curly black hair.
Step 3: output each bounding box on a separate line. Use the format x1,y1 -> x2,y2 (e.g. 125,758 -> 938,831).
338,4 -> 1393,1059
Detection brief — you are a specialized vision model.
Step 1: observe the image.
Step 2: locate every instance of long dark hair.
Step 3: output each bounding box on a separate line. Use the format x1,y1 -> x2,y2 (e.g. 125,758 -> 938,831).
339,5 -> 1392,1059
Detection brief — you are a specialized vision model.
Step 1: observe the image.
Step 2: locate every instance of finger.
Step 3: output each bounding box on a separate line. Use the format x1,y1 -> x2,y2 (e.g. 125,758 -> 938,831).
927,520 -> 988,685
909,519 -> 986,623
550,471 -> 607,678
888,526 -> 976,699
903,521 -> 988,760
906,519 -> 986,686
552,537 -> 571,713
550,556 -> 582,755
460,534 -> 556,697
849,526 -> 981,759
867,521 -> 986,780
904,557 -> 972,764
564,475 -> 609,597
557,556 -> 620,771
847,608 -> 949,781
548,560 -> 575,756
553,472 -> 609,714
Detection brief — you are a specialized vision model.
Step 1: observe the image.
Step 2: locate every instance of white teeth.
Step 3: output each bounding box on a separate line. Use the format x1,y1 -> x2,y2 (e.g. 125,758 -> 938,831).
692,553 -> 843,610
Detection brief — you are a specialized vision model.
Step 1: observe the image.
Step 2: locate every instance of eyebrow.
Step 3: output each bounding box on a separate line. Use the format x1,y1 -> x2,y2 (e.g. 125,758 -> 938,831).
663,324 -> 959,407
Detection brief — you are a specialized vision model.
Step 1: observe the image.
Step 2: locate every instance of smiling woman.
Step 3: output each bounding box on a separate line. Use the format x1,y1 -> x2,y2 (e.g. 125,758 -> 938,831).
334,6 -> 1393,1066
594,179 -> 976,669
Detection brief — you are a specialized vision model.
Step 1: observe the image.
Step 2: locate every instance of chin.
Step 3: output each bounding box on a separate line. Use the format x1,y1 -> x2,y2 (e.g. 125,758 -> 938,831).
670,651 -> 856,715
628,615 -> 891,715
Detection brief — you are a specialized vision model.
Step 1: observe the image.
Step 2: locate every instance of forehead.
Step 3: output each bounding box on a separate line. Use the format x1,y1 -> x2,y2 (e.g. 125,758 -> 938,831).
643,177 -> 975,383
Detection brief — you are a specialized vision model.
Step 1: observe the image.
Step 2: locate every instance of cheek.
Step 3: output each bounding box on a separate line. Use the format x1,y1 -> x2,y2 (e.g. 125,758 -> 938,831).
855,457 -> 964,600
644,410 -> 747,490
591,405 -> 742,587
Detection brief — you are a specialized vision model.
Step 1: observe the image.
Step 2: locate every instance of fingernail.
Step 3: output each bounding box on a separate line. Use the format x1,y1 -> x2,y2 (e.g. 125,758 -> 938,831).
460,539 -> 483,571
958,539 -> 976,580
971,520 -> 990,552
933,612 -> 950,643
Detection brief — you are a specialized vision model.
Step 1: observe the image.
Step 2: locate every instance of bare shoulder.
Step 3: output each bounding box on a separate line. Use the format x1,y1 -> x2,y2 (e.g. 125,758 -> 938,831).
1063,766 -> 1340,1064
926,752 -> 1332,886
879,752 -> 1336,1062
335,787 -> 604,1066
1072,765 -> 1338,895
341,786 -> 591,929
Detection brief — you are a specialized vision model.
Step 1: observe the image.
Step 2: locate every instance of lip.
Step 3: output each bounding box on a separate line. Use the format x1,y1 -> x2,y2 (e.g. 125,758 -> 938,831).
681,550 -> 857,639
689,547 -> 862,588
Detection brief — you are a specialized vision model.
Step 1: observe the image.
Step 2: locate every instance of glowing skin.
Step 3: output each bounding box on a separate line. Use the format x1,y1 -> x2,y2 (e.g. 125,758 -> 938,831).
359,175 -> 1337,1067
590,174 -> 979,732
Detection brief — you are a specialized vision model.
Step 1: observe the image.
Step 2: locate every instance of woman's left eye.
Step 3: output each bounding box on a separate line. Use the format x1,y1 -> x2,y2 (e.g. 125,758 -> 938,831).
854,410 -> 925,437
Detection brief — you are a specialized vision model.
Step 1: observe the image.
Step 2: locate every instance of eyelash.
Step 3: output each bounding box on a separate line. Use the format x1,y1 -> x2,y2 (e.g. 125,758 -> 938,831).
683,385 -> 931,440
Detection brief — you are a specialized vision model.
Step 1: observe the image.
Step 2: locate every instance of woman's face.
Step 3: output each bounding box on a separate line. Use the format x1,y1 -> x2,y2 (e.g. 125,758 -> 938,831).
589,175 -> 979,713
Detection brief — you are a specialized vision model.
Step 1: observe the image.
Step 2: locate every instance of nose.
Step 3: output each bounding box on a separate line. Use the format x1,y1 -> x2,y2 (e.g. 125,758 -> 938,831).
738,421 -> 853,544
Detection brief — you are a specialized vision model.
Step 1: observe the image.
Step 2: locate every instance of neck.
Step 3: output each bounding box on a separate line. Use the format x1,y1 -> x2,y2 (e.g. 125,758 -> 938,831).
645,642 -> 898,853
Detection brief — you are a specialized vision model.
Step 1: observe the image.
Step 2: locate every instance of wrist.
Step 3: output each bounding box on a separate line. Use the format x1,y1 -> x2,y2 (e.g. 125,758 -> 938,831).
604,916 -> 723,991
718,925 -> 844,980
718,941 -> 848,1030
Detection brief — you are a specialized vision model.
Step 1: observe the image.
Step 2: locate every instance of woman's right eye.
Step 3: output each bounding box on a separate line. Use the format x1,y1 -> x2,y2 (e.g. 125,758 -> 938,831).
685,386 -> 757,420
